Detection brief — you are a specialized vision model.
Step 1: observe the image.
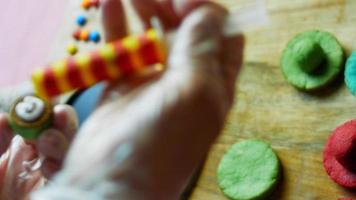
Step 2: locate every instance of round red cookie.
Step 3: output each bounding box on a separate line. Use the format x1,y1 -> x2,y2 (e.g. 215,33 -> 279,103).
324,120 -> 356,188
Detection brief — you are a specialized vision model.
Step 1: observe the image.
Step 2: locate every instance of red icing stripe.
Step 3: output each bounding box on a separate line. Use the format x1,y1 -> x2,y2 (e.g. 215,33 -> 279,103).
90,52 -> 111,81
43,68 -> 61,97
113,42 -> 135,75
66,58 -> 86,89
138,35 -> 160,66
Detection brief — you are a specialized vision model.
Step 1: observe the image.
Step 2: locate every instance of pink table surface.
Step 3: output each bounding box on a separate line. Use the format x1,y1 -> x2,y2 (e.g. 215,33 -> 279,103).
0,0 -> 68,87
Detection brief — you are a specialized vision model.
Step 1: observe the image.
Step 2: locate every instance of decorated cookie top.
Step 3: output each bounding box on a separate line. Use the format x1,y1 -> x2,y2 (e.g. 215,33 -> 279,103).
281,30 -> 344,91
9,95 -> 52,139
14,96 -> 45,122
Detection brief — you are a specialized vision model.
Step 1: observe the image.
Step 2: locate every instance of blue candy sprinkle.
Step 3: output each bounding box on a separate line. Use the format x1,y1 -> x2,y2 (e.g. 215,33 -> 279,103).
76,15 -> 87,26
89,31 -> 101,43
345,51 -> 356,96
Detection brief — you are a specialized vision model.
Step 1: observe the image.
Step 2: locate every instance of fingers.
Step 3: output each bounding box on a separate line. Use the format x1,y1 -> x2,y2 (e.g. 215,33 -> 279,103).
167,5 -> 227,73
172,0 -> 216,18
37,129 -> 68,161
0,114 -> 13,155
131,0 -> 179,30
40,158 -> 61,180
0,136 -> 42,199
52,105 -> 78,141
166,5 -> 244,107
102,0 -> 127,42
37,104 -> 78,160
220,35 -> 245,103
37,105 -> 78,179
131,0 -> 216,30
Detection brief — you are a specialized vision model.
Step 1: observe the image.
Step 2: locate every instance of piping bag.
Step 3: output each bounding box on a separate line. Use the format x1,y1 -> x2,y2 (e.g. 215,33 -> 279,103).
30,0 -> 269,100
9,0 -> 269,139
8,0 -> 269,198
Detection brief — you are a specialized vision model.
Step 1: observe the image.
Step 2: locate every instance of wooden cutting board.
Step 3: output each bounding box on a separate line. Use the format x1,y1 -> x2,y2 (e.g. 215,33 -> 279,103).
190,0 -> 356,199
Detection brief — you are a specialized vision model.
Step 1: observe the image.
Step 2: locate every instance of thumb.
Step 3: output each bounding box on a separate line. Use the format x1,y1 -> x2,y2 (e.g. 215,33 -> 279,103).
168,4 -> 226,72
164,4 -> 236,110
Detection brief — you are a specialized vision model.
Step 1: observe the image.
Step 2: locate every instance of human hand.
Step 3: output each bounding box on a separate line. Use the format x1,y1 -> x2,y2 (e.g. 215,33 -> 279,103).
0,105 -> 77,200
33,0 -> 244,199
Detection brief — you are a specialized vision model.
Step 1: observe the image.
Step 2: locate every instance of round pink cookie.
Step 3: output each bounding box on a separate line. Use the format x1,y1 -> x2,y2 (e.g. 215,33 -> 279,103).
324,120 -> 356,188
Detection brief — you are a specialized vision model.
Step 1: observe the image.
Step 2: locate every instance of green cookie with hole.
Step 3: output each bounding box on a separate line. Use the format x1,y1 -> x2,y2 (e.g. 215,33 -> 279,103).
280,30 -> 344,91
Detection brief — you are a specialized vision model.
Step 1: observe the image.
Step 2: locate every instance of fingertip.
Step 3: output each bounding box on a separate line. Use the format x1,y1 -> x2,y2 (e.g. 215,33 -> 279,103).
40,158 -> 61,180
102,0 -> 127,41
54,105 -> 78,128
0,113 -> 13,154
221,34 -> 245,104
131,0 -> 158,29
223,34 -> 245,71
53,105 -> 78,140
37,129 -> 68,161
0,113 -> 9,130
132,0 -> 179,30
173,0 -> 217,18
168,5 -> 227,71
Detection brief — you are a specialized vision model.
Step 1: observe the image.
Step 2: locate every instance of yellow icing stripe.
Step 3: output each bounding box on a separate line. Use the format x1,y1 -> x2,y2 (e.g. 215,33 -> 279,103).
122,36 -> 144,72
52,60 -> 71,93
75,53 -> 96,86
146,29 -> 165,63
98,44 -> 121,79
99,44 -> 116,61
32,68 -> 48,99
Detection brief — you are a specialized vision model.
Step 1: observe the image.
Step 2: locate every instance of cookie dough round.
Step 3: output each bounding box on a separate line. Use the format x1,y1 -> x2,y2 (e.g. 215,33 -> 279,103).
345,51 -> 356,95
217,140 -> 280,200
281,30 -> 344,91
324,120 -> 356,188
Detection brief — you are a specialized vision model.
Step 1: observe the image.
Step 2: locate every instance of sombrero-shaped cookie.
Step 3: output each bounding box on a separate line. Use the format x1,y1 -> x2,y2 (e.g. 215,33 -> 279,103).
281,30 -> 344,90
323,120 -> 356,188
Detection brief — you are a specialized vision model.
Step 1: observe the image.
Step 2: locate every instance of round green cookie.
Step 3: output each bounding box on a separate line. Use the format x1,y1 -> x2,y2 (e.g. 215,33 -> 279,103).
280,30 -> 344,90
217,140 -> 280,200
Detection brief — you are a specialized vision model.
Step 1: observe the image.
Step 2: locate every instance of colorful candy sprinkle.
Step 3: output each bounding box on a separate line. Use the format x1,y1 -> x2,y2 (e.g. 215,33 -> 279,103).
73,30 -> 81,40
91,0 -> 100,7
67,43 -> 78,55
80,30 -> 90,41
89,31 -> 101,43
76,15 -> 87,26
81,0 -> 91,9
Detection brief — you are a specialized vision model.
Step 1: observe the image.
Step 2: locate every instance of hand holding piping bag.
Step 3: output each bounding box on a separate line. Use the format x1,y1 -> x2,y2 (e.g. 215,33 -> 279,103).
32,0 -> 252,198
0,0 -> 267,199
30,0 -> 267,100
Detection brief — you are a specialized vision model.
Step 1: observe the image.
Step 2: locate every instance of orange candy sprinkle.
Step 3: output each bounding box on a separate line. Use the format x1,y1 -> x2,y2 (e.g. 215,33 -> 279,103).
81,0 -> 91,9
80,30 -> 90,41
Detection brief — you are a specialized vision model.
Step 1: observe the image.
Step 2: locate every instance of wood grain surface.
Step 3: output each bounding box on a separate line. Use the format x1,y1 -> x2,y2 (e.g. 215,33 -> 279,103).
190,0 -> 356,199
